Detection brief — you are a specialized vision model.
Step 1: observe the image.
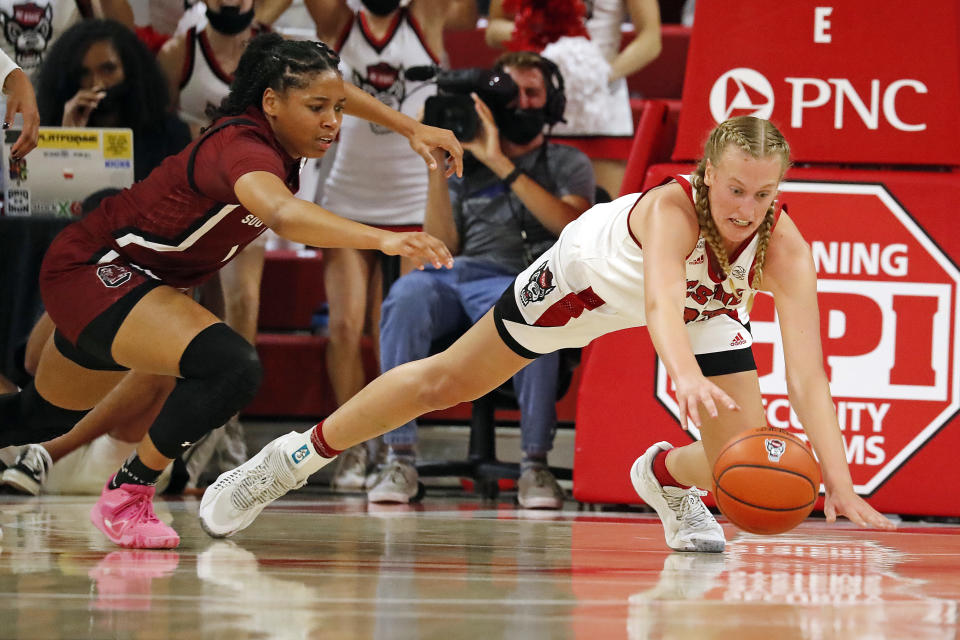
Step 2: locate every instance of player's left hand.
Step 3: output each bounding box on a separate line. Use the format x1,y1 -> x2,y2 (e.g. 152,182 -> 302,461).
408,121 -> 463,178
3,69 -> 39,158
824,486 -> 897,530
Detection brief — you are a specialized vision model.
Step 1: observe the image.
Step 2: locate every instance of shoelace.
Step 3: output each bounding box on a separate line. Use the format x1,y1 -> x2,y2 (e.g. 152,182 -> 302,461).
229,452 -> 299,511
117,491 -> 161,526
529,468 -> 555,488
380,462 -> 414,487
664,487 -> 714,530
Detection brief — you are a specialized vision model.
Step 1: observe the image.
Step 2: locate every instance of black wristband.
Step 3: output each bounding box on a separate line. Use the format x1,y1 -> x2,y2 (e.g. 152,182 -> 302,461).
503,166 -> 525,187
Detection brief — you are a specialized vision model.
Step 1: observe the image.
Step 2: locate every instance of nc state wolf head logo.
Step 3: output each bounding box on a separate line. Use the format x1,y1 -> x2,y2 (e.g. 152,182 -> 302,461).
96,264 -> 131,288
354,63 -> 406,135
519,262 -> 556,306
765,437 -> 786,462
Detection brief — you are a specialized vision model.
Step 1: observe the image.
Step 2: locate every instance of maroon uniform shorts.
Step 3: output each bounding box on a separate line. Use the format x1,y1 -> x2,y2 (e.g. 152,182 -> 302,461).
39,224 -> 161,368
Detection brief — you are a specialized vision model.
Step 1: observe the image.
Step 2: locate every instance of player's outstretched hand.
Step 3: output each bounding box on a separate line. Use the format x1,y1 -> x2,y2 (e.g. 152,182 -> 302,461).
824,486 -> 897,530
381,231 -> 454,270
408,122 -> 463,178
673,374 -> 740,430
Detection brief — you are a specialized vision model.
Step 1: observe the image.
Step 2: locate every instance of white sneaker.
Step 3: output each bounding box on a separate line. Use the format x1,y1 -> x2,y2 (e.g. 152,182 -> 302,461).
330,445 -> 368,491
367,459 -> 420,504
517,467 -> 564,509
2,444 -> 52,495
199,432 -> 310,538
629,442 -> 725,553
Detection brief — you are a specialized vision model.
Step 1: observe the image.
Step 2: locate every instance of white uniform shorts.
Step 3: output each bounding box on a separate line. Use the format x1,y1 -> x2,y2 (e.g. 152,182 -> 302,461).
492,250 -> 757,378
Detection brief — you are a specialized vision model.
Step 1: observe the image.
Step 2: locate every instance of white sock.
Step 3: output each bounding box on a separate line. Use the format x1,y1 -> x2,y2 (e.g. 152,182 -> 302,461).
280,429 -> 337,481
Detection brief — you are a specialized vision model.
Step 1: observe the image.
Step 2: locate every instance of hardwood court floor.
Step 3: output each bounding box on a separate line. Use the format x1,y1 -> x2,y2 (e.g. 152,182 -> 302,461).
0,490 -> 957,640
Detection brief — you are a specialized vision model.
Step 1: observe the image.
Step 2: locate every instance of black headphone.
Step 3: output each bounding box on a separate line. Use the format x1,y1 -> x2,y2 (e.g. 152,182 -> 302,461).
494,54 -> 566,126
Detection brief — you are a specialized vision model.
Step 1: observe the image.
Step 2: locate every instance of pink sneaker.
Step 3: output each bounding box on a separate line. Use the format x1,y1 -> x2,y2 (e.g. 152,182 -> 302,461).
90,477 -> 180,549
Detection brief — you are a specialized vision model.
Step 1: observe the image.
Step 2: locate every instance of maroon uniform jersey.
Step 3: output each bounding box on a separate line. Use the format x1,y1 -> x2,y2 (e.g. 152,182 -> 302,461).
77,106 -> 300,286
40,107 -> 300,343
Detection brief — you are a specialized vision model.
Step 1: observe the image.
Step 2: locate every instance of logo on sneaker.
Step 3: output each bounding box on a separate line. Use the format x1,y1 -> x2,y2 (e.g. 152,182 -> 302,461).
101,517 -> 127,539
291,445 -> 310,464
730,333 -> 747,347
765,438 -> 786,462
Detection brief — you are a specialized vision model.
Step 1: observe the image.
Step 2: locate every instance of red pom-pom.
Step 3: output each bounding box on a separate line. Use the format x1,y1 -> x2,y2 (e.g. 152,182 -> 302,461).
503,0 -> 589,52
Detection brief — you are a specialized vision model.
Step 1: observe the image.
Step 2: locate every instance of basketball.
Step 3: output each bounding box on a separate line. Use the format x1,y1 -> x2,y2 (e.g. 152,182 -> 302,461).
712,427 -> 822,535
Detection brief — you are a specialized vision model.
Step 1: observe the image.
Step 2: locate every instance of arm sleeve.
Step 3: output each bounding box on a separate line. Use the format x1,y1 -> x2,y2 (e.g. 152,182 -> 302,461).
0,49 -> 20,92
193,129 -> 289,201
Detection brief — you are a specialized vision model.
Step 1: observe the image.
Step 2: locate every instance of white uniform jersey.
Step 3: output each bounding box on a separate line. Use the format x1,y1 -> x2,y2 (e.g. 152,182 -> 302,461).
177,27 -> 232,129
496,176 -> 781,360
321,8 -> 439,225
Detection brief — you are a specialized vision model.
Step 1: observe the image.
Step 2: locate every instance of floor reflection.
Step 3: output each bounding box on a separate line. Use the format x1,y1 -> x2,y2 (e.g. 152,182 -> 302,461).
0,493 -> 957,640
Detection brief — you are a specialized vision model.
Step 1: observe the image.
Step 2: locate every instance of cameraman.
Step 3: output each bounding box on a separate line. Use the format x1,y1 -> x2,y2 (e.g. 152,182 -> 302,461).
370,51 -> 595,508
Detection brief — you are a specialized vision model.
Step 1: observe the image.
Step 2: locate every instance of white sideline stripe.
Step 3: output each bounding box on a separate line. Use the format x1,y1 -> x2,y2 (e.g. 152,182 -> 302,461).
114,204 -> 238,253
222,244 -> 238,261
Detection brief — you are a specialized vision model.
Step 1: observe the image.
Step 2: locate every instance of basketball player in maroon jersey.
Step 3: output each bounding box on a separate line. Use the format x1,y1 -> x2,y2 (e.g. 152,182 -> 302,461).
0,33 -> 459,549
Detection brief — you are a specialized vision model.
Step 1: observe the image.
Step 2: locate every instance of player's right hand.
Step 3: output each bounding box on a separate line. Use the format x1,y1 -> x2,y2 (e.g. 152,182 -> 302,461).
380,231 -> 454,270
673,374 -> 741,429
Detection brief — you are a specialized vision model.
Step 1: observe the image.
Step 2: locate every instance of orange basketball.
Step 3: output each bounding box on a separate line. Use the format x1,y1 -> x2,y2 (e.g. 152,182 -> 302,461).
712,427 -> 822,535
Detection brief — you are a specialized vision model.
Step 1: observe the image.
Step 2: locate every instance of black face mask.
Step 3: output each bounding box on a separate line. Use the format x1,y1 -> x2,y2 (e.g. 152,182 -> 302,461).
90,82 -> 131,124
494,107 -> 546,145
206,4 -> 255,35
361,0 -> 402,16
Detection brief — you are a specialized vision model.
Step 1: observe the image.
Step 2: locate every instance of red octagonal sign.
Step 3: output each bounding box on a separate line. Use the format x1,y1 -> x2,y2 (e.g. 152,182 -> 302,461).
656,181 -> 960,494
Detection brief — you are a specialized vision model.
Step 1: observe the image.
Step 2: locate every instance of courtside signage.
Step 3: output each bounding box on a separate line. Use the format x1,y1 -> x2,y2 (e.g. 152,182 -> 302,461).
655,181 -> 960,494
674,1 -> 960,165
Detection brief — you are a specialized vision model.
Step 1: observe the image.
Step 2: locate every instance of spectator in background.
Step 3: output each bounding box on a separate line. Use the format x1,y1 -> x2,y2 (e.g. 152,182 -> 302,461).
486,0 -> 662,197
304,0 -> 477,491
34,18 -> 191,181
369,51 -> 594,508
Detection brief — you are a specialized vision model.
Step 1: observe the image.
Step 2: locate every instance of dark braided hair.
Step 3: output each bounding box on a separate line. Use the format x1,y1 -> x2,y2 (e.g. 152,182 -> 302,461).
209,33 -> 341,120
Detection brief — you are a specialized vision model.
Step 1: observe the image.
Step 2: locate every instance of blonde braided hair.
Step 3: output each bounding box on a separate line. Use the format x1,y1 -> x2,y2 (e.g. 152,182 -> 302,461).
690,116 -> 791,289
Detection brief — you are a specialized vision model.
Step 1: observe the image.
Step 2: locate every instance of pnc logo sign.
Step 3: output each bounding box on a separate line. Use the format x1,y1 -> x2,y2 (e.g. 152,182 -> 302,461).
656,181 -> 960,494
709,67 -> 774,122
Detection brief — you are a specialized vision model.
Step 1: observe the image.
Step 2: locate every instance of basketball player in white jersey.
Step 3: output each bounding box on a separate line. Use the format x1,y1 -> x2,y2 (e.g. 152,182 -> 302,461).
304,0 -> 477,489
201,116 -> 896,550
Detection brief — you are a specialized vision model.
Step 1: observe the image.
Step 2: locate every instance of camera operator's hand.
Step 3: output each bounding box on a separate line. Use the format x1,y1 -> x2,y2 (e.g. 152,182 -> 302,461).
408,121 -> 463,178
462,92 -> 514,177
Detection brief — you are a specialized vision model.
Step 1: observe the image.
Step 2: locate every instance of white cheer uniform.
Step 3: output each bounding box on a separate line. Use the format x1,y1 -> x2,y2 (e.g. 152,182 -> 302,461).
494,175 -> 782,374
177,27 -> 232,129
547,0 -> 634,137
321,8 -> 440,225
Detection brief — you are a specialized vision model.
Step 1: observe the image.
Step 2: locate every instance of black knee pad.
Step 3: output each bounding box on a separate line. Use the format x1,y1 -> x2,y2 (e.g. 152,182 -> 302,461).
0,382 -> 89,448
148,323 -> 262,458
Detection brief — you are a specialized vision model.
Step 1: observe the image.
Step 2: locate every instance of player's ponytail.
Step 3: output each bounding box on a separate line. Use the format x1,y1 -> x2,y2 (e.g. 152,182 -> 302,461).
210,34 -> 341,120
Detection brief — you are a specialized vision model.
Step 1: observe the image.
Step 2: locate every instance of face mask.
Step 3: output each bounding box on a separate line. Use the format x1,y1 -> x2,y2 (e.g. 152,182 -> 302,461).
90,82 -> 130,124
206,4 -> 255,35
361,0 -> 401,16
494,107 -> 546,145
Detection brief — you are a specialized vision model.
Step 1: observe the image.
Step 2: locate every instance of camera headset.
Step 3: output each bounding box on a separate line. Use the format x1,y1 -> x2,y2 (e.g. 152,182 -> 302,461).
492,54 -> 566,127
